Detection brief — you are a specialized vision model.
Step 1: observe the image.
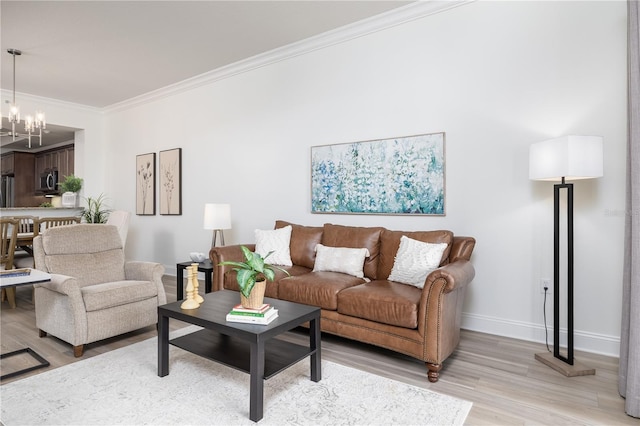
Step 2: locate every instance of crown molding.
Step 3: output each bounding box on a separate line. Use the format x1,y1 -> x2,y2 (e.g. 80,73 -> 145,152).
1,89 -> 102,114
104,0 -> 474,114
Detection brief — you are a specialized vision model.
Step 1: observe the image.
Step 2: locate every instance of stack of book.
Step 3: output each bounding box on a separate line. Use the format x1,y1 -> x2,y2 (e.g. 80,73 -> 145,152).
225,303 -> 278,325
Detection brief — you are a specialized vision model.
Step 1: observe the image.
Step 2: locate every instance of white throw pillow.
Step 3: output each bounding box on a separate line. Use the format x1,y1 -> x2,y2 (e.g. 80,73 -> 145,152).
312,244 -> 370,278
254,225 -> 292,266
387,235 -> 448,288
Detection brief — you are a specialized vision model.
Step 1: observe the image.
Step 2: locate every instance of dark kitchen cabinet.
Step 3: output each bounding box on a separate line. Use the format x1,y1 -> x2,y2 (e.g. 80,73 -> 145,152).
1,151 -> 39,206
34,145 -> 75,187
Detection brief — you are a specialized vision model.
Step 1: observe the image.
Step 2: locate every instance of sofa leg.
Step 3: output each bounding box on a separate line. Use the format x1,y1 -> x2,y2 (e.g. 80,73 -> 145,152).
73,345 -> 84,357
426,362 -> 441,383
39,329 -> 47,337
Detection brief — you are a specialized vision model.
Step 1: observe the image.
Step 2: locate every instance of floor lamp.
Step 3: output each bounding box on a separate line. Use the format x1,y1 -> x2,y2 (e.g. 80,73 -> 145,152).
203,203 -> 231,248
529,135 -> 603,377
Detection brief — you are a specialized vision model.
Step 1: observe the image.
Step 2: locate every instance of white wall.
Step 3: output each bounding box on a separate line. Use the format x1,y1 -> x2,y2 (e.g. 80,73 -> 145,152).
82,1 -> 629,356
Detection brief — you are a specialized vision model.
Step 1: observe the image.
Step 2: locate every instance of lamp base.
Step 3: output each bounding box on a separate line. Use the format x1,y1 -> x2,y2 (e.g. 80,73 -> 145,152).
535,352 -> 595,377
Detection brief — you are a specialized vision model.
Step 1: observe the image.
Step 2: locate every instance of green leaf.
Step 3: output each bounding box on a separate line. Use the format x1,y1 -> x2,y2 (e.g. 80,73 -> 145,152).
263,268 -> 275,282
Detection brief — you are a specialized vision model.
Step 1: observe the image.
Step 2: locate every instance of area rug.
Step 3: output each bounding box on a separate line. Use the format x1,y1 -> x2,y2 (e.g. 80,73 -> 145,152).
0,326 -> 472,425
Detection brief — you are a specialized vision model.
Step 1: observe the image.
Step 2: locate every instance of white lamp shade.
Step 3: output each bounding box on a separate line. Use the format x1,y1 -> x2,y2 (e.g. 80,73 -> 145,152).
529,135 -> 604,181
203,203 -> 231,230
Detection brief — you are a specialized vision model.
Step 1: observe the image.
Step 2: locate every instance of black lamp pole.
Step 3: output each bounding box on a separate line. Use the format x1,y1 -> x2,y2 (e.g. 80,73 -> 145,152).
554,177 -> 574,365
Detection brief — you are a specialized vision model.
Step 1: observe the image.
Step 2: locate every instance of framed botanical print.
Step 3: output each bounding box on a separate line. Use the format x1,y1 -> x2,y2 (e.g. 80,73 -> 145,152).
159,148 -> 182,215
136,152 -> 156,215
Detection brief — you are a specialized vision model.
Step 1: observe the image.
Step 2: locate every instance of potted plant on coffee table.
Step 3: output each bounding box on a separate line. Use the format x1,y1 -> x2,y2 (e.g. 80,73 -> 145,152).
219,245 -> 290,308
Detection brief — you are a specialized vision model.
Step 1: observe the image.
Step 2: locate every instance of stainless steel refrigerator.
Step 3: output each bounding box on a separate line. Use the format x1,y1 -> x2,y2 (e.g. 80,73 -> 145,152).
1,175 -> 15,207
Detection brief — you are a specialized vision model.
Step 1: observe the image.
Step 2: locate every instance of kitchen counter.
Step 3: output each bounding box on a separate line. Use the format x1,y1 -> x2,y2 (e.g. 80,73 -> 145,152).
0,207 -> 83,218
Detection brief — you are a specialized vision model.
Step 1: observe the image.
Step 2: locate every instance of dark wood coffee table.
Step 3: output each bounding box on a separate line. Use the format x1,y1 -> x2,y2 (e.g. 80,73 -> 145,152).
157,290 -> 321,422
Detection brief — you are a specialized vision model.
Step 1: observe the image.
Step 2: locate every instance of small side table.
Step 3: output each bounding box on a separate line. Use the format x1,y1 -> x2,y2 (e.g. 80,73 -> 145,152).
176,260 -> 214,300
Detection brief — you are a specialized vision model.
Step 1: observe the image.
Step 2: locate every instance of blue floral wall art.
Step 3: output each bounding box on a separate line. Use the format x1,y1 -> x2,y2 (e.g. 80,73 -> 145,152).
311,133 -> 445,215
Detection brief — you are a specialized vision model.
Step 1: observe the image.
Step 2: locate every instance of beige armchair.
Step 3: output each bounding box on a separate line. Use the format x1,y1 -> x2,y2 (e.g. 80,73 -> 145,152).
33,224 -> 166,357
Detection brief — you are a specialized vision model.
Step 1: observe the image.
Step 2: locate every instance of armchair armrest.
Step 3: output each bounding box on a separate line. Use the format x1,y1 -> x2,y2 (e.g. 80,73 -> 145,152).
34,273 -> 81,297
33,274 -> 88,338
124,261 -> 164,281
209,244 -> 256,291
124,261 -> 166,304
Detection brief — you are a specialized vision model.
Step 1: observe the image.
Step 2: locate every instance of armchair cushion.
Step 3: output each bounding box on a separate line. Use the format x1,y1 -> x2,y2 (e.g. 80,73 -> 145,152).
82,280 -> 158,312
41,224 -> 126,286
45,250 -> 125,286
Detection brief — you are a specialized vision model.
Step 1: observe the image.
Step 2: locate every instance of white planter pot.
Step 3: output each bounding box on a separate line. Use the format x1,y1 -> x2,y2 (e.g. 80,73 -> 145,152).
61,192 -> 78,208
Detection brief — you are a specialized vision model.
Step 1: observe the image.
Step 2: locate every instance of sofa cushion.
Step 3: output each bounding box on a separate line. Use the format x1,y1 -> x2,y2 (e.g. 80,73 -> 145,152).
278,272 -> 365,310
388,236 -> 448,288
312,244 -> 370,278
224,264 -> 311,298
377,229 -> 453,280
255,225 -> 292,266
275,220 -> 323,269
321,224 -> 384,280
81,280 -> 158,312
337,280 -> 421,329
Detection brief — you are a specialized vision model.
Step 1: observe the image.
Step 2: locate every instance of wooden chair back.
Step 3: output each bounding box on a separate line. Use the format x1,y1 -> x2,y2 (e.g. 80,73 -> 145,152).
11,216 -> 37,234
0,218 -> 18,269
34,216 -> 81,237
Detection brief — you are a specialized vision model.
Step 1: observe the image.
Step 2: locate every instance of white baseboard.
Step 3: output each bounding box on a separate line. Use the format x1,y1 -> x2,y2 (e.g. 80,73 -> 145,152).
462,312 -> 620,358
161,268 -> 621,359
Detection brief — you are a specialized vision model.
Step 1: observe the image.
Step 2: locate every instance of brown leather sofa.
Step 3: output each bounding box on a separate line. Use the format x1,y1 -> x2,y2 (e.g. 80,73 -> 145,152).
210,220 -> 476,382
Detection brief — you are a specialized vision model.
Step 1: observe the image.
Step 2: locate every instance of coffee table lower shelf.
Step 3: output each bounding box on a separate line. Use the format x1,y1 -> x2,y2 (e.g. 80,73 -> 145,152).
170,328 -> 315,379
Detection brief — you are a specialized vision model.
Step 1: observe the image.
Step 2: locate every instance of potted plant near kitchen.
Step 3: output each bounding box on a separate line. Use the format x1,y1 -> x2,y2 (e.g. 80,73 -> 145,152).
82,193 -> 110,223
219,246 -> 290,308
58,174 -> 83,207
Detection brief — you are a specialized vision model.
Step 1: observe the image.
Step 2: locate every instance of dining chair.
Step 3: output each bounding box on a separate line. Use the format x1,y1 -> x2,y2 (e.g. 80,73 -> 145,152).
1,217 -> 19,308
33,216 -> 81,237
11,215 -> 37,269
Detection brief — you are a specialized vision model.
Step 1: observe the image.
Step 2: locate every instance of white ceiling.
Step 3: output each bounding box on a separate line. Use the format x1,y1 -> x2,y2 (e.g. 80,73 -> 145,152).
1,0 -> 417,152
1,1 -> 413,109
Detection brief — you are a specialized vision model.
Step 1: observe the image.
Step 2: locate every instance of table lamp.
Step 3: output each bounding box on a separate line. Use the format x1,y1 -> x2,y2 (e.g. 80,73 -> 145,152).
203,203 -> 231,248
529,135 -> 603,376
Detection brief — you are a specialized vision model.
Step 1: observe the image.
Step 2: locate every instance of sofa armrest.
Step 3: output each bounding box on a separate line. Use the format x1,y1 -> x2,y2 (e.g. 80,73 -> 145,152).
418,259 -> 475,363
209,244 -> 256,291
424,258 -> 476,294
124,261 -> 166,305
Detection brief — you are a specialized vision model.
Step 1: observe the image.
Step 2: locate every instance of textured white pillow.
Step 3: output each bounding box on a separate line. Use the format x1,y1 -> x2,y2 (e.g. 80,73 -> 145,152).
312,244 -> 370,278
254,225 -> 292,266
388,236 -> 448,288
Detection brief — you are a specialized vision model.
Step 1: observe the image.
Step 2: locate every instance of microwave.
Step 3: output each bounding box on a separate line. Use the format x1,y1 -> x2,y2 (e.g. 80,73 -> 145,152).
39,169 -> 59,193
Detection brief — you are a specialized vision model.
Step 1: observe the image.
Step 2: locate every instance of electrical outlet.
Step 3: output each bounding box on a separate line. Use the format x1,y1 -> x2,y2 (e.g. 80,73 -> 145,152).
541,278 -> 551,294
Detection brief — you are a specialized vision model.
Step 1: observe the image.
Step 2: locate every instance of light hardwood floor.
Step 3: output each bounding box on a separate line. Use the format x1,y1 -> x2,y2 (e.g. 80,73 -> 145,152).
1,277 -> 636,425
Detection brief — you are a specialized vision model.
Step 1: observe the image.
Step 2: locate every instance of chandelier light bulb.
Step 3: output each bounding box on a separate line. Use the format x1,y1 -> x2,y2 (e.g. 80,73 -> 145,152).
9,104 -> 20,123
36,111 -> 46,128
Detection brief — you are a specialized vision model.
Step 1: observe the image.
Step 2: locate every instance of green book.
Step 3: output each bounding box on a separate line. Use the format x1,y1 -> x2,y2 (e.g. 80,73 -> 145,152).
228,306 -> 273,317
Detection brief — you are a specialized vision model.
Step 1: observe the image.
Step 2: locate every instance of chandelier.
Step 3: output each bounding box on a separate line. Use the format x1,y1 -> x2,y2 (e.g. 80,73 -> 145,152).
1,48 -> 45,148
